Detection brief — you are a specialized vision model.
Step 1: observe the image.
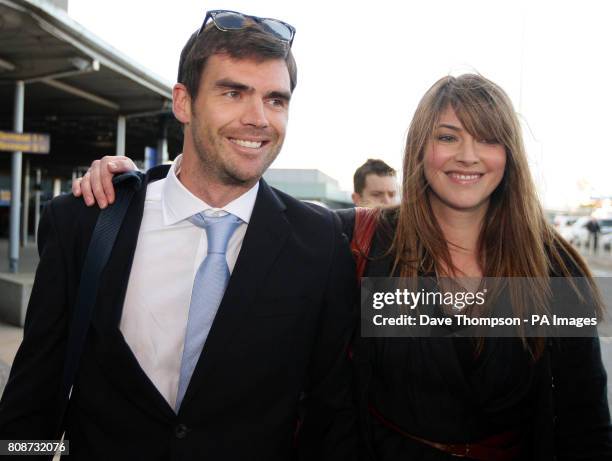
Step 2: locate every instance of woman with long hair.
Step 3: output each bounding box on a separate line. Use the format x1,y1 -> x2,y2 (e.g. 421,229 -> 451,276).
344,73 -> 611,460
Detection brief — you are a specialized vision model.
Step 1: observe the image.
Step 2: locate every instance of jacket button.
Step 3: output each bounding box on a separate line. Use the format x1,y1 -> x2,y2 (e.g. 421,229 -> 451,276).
175,423 -> 189,439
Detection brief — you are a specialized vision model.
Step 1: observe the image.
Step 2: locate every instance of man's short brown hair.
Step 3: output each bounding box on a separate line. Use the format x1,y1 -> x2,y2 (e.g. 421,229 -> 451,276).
353,159 -> 396,194
177,22 -> 297,102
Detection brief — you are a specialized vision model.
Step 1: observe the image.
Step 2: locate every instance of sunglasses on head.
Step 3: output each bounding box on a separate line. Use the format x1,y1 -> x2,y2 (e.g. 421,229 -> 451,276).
198,9 -> 296,46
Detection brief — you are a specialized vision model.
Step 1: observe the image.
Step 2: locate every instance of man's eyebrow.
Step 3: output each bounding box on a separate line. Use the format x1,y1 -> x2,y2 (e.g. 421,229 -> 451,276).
213,79 -> 291,102
266,90 -> 292,102
437,123 -> 462,132
213,79 -> 252,92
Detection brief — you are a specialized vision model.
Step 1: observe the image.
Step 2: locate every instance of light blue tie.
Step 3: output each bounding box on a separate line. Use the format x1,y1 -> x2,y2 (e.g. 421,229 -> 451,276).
175,212 -> 242,411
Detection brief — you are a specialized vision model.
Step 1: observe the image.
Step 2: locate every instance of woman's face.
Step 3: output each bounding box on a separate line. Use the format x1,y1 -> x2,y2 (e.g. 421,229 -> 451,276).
424,105 -> 507,214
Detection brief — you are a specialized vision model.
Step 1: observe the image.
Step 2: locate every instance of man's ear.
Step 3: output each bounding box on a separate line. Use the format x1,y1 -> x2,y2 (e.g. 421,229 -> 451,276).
173,83 -> 192,124
351,192 -> 362,206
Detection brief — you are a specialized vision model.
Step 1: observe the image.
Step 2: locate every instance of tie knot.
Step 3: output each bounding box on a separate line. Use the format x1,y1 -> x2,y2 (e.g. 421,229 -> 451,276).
189,212 -> 242,255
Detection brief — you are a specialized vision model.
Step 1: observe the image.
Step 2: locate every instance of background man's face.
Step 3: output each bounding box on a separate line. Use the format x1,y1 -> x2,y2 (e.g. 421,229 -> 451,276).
352,174 -> 398,207
186,54 -> 291,187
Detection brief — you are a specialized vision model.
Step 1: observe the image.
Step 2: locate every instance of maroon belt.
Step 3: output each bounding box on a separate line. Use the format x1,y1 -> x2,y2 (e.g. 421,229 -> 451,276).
369,405 -> 523,461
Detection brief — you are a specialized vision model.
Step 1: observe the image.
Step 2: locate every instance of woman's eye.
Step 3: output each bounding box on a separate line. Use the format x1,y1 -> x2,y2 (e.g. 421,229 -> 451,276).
437,135 -> 456,142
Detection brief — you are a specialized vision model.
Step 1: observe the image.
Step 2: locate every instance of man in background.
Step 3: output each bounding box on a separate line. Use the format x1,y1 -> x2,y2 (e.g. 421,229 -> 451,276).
351,158 -> 398,207
586,217 -> 602,254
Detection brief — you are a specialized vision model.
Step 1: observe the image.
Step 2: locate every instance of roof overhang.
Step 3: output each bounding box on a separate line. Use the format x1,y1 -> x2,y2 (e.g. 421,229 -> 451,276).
0,0 -> 173,116
0,0 -> 181,173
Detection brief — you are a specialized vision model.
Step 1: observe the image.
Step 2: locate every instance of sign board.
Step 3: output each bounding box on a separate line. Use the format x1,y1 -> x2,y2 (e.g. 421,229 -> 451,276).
0,131 -> 50,154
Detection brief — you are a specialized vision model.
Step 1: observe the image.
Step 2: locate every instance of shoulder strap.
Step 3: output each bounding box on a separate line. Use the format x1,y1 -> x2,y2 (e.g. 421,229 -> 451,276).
59,171 -> 143,427
351,207 -> 379,279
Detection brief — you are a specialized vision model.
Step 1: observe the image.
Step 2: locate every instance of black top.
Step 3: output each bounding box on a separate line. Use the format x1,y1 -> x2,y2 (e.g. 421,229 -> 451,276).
337,207 -> 612,461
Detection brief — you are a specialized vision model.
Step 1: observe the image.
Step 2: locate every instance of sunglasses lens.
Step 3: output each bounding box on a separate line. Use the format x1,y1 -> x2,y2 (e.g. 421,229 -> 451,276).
214,11 -> 246,29
261,19 -> 293,41
203,10 -> 294,45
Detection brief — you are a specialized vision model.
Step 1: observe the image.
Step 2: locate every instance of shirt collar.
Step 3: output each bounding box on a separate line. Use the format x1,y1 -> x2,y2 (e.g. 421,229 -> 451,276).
162,154 -> 259,226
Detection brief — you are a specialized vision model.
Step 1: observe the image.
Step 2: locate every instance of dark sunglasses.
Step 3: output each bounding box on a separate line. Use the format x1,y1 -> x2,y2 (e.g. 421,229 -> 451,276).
198,9 -> 295,46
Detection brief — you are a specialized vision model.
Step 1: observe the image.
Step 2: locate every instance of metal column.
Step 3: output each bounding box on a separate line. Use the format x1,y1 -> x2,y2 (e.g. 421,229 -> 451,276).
52,178 -> 61,197
156,138 -> 168,164
9,81 -> 24,273
116,115 -> 126,156
34,168 -> 41,245
157,115 -> 169,164
22,159 -> 30,246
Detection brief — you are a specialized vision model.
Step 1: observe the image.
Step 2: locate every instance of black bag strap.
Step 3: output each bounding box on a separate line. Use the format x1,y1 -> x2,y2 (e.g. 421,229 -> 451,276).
59,171 -> 143,424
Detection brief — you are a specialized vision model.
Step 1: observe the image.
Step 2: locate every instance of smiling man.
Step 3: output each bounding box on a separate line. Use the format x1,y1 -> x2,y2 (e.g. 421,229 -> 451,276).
0,11 -> 356,461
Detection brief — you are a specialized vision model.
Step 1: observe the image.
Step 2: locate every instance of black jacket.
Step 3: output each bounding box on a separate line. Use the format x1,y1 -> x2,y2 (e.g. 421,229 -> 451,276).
0,165 -> 358,461
338,207 -> 612,461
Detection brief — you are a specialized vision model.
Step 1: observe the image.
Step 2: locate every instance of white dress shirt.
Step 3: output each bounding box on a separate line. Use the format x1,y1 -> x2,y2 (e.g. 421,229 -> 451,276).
119,155 -> 258,409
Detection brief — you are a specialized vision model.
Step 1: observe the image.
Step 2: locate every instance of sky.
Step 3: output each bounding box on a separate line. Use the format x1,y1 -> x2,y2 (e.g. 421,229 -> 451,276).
67,0 -> 612,210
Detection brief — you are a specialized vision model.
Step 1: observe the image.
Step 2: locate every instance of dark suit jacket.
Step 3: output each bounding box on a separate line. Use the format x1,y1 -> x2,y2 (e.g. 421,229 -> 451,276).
0,165 -> 358,460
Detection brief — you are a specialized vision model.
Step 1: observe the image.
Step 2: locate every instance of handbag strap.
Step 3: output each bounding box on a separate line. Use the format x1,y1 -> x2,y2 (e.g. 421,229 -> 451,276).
351,207 -> 380,280
59,171 -> 143,425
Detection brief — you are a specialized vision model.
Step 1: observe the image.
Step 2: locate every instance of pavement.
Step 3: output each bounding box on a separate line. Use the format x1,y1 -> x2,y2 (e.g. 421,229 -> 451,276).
0,322 -> 22,395
0,239 -> 35,396
584,252 -> 612,274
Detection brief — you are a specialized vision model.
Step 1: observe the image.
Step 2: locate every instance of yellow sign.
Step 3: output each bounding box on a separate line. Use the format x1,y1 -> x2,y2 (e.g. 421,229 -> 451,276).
0,131 -> 50,154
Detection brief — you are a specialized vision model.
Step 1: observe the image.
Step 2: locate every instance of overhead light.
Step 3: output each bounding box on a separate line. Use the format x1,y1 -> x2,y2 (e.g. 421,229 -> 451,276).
0,56 -> 16,72
69,57 -> 91,71
69,57 -> 99,72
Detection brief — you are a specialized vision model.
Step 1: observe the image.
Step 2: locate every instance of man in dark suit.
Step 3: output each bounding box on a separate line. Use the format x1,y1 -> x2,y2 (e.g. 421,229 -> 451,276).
0,11 -> 356,460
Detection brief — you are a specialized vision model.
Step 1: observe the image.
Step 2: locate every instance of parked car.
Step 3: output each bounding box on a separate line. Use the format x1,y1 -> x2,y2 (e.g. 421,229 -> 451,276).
601,233 -> 612,252
558,223 -> 576,243
599,218 -> 612,235
555,215 -> 578,241
553,214 -> 579,229
565,217 -> 612,249
558,216 -> 587,245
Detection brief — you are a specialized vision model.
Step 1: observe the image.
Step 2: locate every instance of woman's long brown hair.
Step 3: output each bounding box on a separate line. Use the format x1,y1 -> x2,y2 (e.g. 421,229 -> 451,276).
389,74 -> 602,359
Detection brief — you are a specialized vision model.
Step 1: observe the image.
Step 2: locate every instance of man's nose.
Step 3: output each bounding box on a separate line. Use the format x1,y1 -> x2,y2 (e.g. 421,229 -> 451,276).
241,98 -> 269,128
380,195 -> 393,205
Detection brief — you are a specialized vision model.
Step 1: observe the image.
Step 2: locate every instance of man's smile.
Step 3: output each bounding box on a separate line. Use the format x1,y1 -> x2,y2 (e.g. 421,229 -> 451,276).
228,137 -> 269,149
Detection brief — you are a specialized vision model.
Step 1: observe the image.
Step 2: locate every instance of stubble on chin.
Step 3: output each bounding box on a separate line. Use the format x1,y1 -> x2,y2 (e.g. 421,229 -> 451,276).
191,129 -> 272,188
218,165 -> 251,186
190,117 -> 284,187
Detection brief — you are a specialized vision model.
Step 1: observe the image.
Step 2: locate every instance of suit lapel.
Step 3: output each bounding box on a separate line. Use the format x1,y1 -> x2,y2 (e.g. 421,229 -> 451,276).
179,180 -> 291,410
90,165 -> 175,420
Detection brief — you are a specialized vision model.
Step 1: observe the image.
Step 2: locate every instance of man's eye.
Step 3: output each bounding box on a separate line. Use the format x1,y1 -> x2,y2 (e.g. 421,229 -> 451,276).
225,91 -> 240,98
268,98 -> 286,108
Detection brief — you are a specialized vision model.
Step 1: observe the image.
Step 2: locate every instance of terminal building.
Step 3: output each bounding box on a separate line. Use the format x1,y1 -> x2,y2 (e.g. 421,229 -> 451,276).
263,169 -> 352,209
